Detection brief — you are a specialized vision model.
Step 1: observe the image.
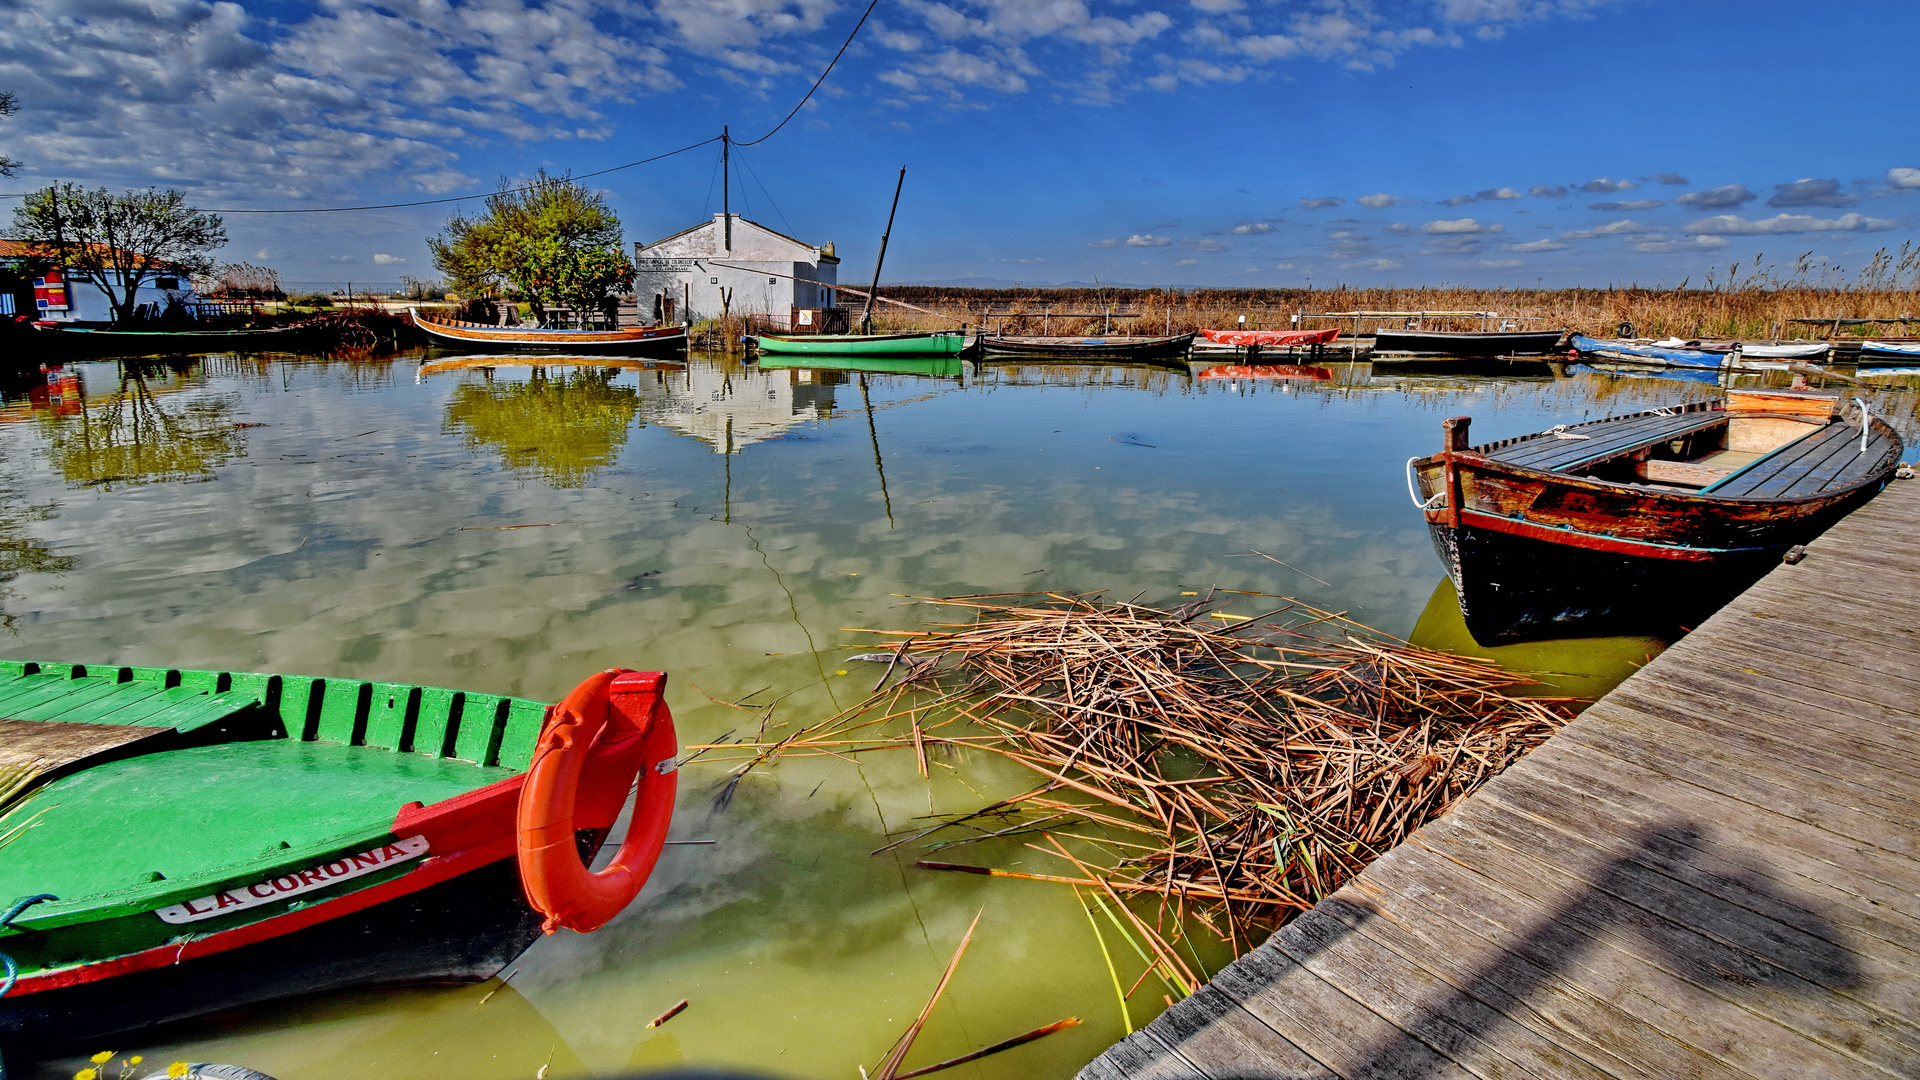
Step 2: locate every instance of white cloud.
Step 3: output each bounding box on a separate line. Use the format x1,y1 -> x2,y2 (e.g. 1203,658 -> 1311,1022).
1350,258 -> 1402,271
1299,196 -> 1345,209
1580,177 -> 1637,193
372,253 -> 405,265
1560,219 -> 1654,241
1686,212 -> 1897,235
1190,0 -> 1245,10
1188,237 -> 1231,252
1231,222 -> 1273,234
1588,199 -> 1664,211
1274,262 -> 1297,270
1421,217 -> 1503,234
1675,184 -> 1755,210
1528,184 -> 1567,197
1508,238 -> 1567,252
1475,259 -> 1521,267
1175,257 -> 1199,265
1357,192 -> 1402,208
1475,187 -> 1523,200
1630,235 -> 1729,253
1087,238 -> 1119,248
1888,167 -> 1920,190
1384,222 -> 1414,235
1125,234 -> 1172,247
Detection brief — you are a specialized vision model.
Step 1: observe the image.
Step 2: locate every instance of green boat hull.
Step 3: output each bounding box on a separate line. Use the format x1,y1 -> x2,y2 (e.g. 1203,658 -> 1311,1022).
755,355 -> 965,377
753,331 -> 972,357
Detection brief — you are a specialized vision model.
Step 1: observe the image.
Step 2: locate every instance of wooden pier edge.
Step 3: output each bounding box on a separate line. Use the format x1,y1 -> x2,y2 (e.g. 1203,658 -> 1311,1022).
1081,475 -> 1920,1080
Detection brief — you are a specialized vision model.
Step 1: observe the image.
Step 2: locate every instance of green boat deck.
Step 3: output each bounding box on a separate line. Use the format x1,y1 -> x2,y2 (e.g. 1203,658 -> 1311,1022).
0,661 -> 552,958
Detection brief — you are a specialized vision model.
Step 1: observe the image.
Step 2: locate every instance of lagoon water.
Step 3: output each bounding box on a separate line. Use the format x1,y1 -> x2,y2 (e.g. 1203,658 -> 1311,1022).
4,351 -> 1904,1079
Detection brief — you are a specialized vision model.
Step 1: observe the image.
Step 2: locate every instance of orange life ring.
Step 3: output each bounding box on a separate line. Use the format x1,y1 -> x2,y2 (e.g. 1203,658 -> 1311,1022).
516,668 -> 678,933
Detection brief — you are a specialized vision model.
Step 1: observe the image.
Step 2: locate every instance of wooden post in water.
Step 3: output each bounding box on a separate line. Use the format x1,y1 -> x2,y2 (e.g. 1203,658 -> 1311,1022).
861,167 -> 906,335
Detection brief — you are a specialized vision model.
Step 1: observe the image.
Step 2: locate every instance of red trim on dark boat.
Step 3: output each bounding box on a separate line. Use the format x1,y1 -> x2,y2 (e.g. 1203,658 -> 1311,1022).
1432,507 -> 1751,560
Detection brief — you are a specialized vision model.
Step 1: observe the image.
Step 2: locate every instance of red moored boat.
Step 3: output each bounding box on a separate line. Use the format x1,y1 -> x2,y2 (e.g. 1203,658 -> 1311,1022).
1198,328 -> 1340,347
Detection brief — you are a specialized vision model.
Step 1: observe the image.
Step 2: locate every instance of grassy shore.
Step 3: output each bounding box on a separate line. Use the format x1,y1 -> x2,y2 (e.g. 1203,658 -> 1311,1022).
824,285 -> 1920,341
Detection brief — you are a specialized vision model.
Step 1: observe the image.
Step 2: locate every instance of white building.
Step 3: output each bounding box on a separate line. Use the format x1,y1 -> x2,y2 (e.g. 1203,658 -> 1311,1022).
633,214 -> 839,330
1,242 -> 198,324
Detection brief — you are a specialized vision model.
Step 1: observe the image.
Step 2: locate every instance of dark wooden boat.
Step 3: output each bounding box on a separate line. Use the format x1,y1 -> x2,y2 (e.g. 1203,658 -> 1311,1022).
28,323 -> 313,359
0,661 -> 677,1052
978,333 -> 1194,362
1409,389 -> 1903,644
410,309 -> 687,354
1372,328 -> 1563,357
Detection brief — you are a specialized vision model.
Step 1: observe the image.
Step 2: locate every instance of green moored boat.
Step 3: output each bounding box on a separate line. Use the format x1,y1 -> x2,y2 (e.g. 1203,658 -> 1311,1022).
755,355 -> 965,378
751,330 -> 974,357
0,660 -> 677,1054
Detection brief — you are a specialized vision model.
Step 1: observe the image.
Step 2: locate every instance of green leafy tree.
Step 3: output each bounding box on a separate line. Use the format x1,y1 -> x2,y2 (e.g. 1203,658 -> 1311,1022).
428,171 -> 634,324
9,184 -> 226,324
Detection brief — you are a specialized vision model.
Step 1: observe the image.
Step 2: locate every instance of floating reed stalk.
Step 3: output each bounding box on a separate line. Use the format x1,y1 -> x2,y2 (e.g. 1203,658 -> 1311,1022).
694,592 -> 1575,967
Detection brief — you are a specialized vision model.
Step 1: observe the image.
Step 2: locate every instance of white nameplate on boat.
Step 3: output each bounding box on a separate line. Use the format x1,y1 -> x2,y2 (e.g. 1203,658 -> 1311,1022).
155,835 -> 430,924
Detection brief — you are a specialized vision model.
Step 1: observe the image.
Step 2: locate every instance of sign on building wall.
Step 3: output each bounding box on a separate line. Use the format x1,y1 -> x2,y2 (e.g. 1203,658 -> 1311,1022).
636,258 -> 700,272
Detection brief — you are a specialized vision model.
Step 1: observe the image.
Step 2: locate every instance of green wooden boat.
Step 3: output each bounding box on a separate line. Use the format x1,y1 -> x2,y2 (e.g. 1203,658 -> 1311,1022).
0,660 -> 677,1053
752,331 -> 974,357
754,355 -> 965,378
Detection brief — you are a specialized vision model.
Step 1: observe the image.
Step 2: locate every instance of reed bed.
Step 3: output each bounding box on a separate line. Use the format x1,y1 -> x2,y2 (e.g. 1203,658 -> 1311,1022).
695,592 -> 1575,970
856,278 -> 1920,343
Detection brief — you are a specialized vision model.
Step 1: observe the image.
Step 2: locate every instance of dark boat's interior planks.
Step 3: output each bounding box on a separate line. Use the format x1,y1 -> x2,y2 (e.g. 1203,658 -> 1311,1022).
1486,411 -> 1722,472
1715,423 -> 1897,500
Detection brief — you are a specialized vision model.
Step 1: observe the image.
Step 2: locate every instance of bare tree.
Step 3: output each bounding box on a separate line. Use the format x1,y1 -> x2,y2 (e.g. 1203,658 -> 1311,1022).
10,184 -> 225,324
0,92 -> 19,178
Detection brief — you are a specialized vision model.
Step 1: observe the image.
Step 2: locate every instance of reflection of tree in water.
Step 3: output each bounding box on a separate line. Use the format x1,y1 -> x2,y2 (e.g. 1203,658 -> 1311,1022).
0,471 -> 74,631
37,368 -> 246,489
443,366 -> 641,487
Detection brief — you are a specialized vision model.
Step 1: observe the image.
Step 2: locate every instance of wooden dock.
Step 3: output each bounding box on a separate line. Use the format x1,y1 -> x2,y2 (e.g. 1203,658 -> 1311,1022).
1082,475 -> 1920,1080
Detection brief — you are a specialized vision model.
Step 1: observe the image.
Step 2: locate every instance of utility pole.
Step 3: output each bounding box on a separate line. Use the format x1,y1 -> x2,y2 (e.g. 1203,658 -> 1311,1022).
722,126 -> 731,253
861,167 -> 905,335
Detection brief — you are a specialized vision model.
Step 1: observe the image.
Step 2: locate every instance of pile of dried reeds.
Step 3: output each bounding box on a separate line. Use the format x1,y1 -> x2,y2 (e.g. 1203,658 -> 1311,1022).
697,591 -> 1574,964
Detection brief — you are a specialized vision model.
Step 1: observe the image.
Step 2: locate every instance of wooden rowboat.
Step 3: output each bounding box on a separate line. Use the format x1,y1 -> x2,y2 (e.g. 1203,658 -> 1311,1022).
978,333 -> 1194,362
0,661 -> 677,1051
409,309 -> 686,354
752,331 -> 973,358
1372,328 -> 1562,357
1409,389 -> 1902,644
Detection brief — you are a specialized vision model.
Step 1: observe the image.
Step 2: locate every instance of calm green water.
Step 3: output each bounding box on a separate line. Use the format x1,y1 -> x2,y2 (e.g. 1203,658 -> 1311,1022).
5,352 -> 1910,1079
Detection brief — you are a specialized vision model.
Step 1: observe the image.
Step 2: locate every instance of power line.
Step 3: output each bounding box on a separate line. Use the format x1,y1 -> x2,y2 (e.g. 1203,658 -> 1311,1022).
735,0 -> 881,147
0,0 -> 878,213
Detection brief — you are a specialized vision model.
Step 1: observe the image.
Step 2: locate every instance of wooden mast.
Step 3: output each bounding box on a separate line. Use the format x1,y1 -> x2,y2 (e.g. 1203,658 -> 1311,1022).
861,167 -> 905,334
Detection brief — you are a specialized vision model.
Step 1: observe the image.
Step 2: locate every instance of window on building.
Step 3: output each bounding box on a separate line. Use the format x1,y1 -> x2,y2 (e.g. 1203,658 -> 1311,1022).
155,277 -> 179,289
768,277 -> 776,285
710,277 -> 719,284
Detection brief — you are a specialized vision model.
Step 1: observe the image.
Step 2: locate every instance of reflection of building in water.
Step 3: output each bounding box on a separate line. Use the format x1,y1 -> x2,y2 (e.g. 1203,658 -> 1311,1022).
443,367 -> 642,487
637,360 -> 842,454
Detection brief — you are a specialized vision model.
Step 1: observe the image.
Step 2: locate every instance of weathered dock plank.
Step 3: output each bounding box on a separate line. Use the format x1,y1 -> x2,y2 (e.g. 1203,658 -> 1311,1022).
1082,475 -> 1920,1079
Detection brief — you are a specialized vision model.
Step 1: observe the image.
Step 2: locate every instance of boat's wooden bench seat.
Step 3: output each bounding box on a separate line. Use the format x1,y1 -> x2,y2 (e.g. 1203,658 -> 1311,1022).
1478,409 -> 1724,473
1707,419 -> 1898,499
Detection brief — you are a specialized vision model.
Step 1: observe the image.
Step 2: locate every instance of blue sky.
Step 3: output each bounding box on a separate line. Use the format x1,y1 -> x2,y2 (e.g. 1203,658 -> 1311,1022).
4,0 -> 1916,288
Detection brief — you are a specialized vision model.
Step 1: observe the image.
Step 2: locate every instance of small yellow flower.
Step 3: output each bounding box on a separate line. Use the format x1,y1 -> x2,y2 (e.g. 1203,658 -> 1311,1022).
74,1070 -> 98,1080
168,1064 -> 191,1079
128,1057 -> 144,1066
91,1052 -> 116,1064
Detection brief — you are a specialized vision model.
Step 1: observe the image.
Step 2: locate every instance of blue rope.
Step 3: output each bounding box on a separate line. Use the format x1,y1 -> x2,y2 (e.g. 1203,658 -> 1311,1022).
0,894 -> 56,1080
0,895 -> 57,998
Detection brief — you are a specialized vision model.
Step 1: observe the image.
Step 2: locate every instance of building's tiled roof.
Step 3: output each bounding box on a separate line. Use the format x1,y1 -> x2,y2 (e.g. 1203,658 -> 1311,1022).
638,214 -> 823,256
